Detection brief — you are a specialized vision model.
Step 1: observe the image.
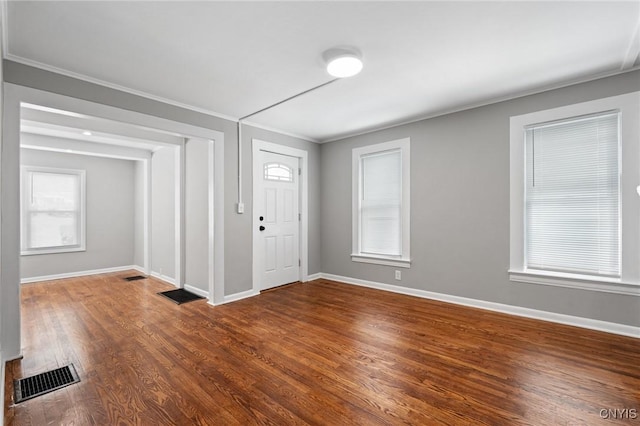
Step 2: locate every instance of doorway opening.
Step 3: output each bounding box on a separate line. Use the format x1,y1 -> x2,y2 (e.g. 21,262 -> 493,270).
19,102 -> 174,283
1,83 -> 225,361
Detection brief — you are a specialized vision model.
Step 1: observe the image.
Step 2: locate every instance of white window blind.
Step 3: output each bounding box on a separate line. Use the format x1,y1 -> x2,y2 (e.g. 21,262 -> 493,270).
22,167 -> 86,255
360,149 -> 402,256
525,111 -> 620,277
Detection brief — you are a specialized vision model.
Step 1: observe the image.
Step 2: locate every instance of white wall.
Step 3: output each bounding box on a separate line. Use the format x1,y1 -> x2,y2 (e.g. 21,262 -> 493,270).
133,160 -> 145,269
150,146 -> 176,282
20,143 -> 136,279
185,138 -> 210,294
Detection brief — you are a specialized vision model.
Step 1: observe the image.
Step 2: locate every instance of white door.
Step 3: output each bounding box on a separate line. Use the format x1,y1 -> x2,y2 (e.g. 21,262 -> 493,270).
255,150 -> 300,290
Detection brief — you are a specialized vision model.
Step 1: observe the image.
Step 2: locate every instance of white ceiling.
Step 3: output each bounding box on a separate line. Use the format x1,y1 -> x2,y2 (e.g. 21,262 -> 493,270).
20,103 -> 184,160
5,1 -> 640,142
20,104 -> 182,154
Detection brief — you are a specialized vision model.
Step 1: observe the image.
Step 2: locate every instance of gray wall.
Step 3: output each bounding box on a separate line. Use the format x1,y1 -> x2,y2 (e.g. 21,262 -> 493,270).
321,70 -> 640,327
20,145 -> 136,279
150,146 -> 176,281
185,138 -> 209,293
4,60 -> 636,334
3,60 -> 321,299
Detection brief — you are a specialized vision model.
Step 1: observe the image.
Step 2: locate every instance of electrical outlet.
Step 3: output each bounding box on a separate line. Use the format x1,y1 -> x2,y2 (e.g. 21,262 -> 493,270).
395,270 -> 401,280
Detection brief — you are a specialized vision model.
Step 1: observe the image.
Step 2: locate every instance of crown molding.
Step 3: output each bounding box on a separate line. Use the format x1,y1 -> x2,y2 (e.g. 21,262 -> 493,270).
241,120 -> 318,143
0,0 -> 8,59
621,19 -> 640,71
5,54 -> 324,143
4,35 -> 639,146
320,65 -> 640,143
5,54 -> 240,120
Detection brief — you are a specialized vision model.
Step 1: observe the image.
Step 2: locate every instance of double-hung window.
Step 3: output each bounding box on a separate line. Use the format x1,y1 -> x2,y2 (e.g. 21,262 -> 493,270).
525,112 -> 620,277
21,166 -> 86,255
352,138 -> 411,268
510,92 -> 640,295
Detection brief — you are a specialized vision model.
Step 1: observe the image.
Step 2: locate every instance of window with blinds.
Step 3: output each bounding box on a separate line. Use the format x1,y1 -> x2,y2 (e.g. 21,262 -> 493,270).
21,167 -> 86,255
525,111 -> 620,277
360,149 -> 402,256
352,138 -> 411,267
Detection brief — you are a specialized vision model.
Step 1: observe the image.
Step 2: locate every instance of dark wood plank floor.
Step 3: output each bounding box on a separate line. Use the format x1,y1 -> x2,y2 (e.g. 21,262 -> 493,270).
4,272 -> 640,425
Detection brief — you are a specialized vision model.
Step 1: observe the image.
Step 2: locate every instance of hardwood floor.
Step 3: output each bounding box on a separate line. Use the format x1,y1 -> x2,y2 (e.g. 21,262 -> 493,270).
4,272 -> 639,425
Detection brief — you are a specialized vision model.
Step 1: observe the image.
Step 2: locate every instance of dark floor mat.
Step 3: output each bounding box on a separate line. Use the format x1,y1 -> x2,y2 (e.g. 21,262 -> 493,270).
157,288 -> 205,305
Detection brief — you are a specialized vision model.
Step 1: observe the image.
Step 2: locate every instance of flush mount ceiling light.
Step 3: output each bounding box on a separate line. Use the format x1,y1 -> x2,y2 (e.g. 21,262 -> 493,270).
234,48 -> 361,214
323,47 -> 363,78
82,131 -> 92,136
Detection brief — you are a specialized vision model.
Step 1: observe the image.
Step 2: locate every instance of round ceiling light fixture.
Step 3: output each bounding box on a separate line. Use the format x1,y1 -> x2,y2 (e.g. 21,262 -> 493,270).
323,47 -> 363,78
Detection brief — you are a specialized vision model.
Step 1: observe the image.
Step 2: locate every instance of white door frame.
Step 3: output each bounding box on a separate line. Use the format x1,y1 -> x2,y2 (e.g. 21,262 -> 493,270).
252,139 -> 308,292
174,141 -> 185,288
2,83 -> 226,360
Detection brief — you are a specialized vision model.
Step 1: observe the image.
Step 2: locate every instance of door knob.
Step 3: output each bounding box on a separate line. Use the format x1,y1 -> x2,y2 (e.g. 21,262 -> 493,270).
259,226 -> 265,231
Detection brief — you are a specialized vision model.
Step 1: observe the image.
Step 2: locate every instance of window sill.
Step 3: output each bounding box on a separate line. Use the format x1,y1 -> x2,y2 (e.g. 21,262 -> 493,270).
351,254 -> 411,268
21,246 -> 86,256
508,269 -> 640,296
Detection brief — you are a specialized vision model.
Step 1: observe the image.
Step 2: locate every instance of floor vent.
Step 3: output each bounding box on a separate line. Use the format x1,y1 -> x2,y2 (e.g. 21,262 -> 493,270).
14,364 -> 80,403
124,275 -> 147,281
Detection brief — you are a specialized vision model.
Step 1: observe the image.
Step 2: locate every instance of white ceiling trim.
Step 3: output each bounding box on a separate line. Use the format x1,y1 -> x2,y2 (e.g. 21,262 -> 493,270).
4,53 -> 240,123
21,133 -> 152,162
621,19 -> 640,71
10,53 -> 639,146
0,0 -> 8,58
21,144 -> 149,162
21,107 -> 182,146
21,102 -> 188,143
321,65 -> 640,144
21,121 -> 164,152
7,51 -> 322,144
241,120 -> 318,144
6,53 -> 321,144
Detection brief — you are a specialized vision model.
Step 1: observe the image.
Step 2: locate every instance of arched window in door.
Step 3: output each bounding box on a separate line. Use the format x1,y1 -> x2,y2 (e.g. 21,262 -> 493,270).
264,162 -> 294,182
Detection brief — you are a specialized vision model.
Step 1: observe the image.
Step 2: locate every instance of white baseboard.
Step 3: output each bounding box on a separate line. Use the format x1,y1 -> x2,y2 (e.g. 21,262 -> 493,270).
21,265 -> 141,284
132,265 -> 147,275
213,289 -> 260,306
150,271 -> 177,286
40,265 -> 624,338
184,284 -> 209,299
306,273 -> 322,281
317,273 -> 640,339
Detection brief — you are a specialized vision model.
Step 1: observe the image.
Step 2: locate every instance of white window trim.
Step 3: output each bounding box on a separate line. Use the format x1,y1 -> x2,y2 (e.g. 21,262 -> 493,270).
509,91 -> 640,295
351,254 -> 412,269
352,138 -> 411,268
21,166 -> 87,256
